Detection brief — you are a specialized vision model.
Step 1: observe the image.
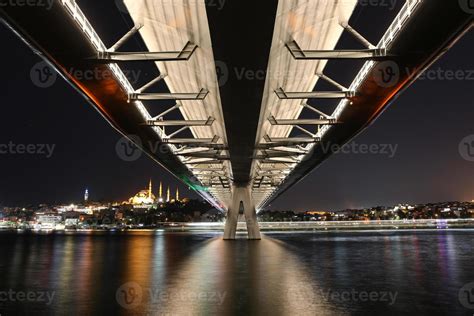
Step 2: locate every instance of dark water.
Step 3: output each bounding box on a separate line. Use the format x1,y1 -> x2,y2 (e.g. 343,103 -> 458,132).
0,230 -> 474,315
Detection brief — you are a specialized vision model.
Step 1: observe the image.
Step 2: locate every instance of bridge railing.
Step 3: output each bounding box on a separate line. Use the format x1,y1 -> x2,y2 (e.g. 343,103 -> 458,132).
59,0 -> 163,133
317,0 -> 422,139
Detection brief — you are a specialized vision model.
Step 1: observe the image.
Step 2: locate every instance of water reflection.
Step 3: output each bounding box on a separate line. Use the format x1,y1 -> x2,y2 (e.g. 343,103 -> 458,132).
141,237 -> 338,315
0,231 -> 473,315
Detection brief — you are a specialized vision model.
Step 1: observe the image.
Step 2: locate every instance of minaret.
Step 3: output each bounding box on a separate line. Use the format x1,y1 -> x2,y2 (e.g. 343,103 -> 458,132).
159,182 -> 163,201
176,187 -> 180,202
84,189 -> 89,202
148,179 -> 153,199
166,186 -> 170,202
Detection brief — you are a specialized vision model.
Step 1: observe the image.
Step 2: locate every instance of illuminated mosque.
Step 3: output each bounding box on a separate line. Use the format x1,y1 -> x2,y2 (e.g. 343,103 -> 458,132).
128,179 -> 180,206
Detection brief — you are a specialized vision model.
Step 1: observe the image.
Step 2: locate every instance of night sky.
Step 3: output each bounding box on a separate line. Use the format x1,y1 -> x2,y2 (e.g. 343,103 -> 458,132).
0,1 -> 473,210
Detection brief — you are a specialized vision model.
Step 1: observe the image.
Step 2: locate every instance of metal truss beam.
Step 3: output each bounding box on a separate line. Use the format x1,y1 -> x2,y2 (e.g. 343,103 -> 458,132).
145,117 -> 215,127
163,136 -> 220,144
190,167 -> 225,172
257,166 -> 291,171
181,152 -> 230,159
275,87 -> 354,100
286,41 -> 386,60
151,104 -> 180,121
187,159 -> 225,165
137,74 -> 167,93
108,24 -> 143,52
178,144 -> 228,150
264,135 -> 320,144
95,41 -> 198,62
129,88 -> 209,101
262,147 -> 307,154
340,22 -> 376,49
315,73 -> 348,92
268,116 -> 337,126
258,158 -> 298,164
254,152 -> 302,159
301,102 -> 335,120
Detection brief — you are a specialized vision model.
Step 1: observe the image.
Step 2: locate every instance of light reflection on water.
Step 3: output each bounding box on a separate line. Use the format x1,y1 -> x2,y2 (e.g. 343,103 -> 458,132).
0,230 -> 473,315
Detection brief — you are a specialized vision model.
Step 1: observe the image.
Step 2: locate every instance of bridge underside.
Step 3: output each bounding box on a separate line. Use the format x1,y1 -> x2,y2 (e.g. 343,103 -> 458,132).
1,0 -> 472,239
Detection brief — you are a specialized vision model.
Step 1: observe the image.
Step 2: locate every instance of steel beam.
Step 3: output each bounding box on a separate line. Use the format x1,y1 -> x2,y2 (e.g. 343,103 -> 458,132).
108,24 -> 143,52
129,88 -> 209,101
145,117 -> 215,127
275,88 -> 354,100
264,135 -> 320,144
181,152 -> 230,159
286,41 -> 386,60
95,41 -> 198,62
136,74 -> 167,93
258,158 -> 298,164
163,136 -> 220,144
187,159 -> 225,165
254,152 -> 302,159
268,116 -> 337,126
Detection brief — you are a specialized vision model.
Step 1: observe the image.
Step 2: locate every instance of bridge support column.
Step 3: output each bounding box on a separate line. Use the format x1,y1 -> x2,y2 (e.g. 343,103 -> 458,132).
223,186 -> 261,240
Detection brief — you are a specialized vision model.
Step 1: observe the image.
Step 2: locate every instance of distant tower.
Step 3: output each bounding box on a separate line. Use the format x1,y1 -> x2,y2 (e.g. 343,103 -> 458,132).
159,182 -> 163,202
148,179 -> 152,199
166,186 -> 170,202
176,187 -> 180,202
84,189 -> 89,202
